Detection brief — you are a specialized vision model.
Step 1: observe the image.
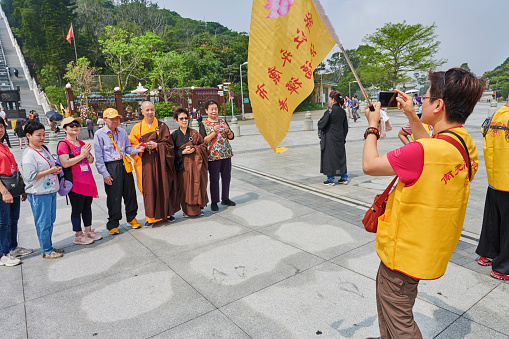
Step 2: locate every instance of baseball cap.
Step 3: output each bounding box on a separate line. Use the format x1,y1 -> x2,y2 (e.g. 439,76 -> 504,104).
61,117 -> 83,129
103,108 -> 122,119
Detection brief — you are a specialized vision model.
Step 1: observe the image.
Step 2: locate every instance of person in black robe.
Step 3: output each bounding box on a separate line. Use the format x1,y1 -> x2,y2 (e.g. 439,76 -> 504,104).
318,90 -> 348,186
171,107 -> 208,217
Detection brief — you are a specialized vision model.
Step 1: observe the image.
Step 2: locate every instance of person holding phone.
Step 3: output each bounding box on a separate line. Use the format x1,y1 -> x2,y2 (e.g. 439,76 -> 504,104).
363,68 -> 483,338
21,121 -> 63,259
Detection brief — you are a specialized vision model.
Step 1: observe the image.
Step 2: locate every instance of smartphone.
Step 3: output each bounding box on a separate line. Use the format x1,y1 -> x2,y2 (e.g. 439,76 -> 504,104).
379,91 -> 398,108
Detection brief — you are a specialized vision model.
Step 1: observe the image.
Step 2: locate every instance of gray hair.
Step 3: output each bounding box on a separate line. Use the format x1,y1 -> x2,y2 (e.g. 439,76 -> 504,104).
141,101 -> 153,110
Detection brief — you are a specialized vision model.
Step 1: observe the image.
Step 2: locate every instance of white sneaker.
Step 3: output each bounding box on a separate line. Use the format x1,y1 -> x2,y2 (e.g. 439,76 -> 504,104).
0,254 -> 21,266
73,234 -> 94,245
10,246 -> 34,257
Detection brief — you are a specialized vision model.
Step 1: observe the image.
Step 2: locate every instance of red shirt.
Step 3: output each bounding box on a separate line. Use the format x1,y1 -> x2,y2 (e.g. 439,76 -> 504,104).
0,143 -> 17,176
387,142 -> 424,185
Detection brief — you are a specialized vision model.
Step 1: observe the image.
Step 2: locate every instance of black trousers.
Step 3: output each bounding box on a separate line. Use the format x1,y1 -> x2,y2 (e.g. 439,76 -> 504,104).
104,160 -> 138,230
68,191 -> 93,232
476,187 -> 509,275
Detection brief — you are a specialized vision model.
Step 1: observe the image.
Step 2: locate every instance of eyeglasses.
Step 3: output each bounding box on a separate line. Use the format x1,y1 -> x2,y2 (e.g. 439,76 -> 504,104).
178,117 -> 189,121
420,96 -> 439,102
66,122 -> 80,128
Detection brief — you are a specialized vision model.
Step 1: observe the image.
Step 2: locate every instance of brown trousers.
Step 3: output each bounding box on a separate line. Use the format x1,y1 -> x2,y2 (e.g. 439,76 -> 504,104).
376,262 -> 423,339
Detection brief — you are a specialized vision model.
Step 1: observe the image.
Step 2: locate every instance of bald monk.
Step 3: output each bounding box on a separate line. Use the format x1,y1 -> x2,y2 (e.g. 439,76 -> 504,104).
129,101 -> 180,226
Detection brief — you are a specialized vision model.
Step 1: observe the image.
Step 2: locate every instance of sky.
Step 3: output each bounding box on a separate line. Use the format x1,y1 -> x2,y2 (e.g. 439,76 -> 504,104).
157,0 -> 509,77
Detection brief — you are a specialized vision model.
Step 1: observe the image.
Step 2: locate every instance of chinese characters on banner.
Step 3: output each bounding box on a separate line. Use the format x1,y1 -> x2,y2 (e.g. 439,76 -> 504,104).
248,0 -> 336,153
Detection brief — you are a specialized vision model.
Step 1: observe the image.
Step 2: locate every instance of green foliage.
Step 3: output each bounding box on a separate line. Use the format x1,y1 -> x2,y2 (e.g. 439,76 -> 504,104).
154,101 -> 175,119
460,63 -> 471,71
219,101 -> 238,116
295,101 -> 323,112
44,85 -> 67,106
149,51 -> 187,101
64,57 -> 98,102
483,57 -> 509,100
360,21 -> 446,89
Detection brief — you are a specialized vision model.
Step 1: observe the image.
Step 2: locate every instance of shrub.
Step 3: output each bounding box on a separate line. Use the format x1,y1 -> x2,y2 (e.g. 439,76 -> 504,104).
154,101 -> 176,119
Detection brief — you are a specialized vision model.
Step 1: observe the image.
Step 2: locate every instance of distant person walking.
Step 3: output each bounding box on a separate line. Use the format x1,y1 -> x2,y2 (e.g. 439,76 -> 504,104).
318,91 -> 348,186
86,118 -> 94,139
14,119 -> 27,148
351,95 -> 360,122
12,68 -> 18,78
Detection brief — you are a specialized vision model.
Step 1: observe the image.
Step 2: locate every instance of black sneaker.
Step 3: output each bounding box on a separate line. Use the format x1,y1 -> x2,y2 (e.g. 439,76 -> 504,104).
337,179 -> 348,185
221,199 -> 236,206
211,203 -> 219,211
323,180 -> 335,186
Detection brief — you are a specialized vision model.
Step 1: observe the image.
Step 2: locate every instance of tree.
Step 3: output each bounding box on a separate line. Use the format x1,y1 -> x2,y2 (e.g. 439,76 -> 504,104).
459,63 -> 471,71
361,21 -> 446,89
149,51 -> 186,102
99,26 -> 162,89
64,57 -> 98,107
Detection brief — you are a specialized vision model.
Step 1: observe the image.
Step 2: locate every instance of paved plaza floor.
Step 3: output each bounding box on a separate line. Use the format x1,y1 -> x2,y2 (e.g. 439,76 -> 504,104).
2,103 -> 509,338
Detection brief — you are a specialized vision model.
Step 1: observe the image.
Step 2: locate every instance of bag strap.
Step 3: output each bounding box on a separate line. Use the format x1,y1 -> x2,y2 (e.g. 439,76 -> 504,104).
436,130 -> 472,181
105,127 -> 123,158
380,176 -> 398,200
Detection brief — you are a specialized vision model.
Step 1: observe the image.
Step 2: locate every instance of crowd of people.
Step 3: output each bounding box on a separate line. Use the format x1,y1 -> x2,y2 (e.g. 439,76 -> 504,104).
0,99 -> 235,266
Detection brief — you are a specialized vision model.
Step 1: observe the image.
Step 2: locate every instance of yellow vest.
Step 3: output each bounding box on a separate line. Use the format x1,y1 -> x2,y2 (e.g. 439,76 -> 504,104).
410,123 -> 432,142
483,105 -> 509,191
377,127 -> 478,280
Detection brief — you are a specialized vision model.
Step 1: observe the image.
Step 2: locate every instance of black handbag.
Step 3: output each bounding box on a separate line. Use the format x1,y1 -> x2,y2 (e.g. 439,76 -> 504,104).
0,171 -> 26,197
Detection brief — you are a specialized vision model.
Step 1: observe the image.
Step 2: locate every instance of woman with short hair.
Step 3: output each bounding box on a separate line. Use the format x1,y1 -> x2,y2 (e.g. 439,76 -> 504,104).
172,107 -> 209,217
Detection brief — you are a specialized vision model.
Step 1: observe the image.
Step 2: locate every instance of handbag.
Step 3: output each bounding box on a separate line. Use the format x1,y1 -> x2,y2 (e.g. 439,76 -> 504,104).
362,176 -> 398,233
106,130 -> 133,173
0,171 -> 26,197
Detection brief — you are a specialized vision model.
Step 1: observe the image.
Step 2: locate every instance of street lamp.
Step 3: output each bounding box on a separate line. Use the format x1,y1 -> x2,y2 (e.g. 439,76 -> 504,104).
240,61 -> 248,120
349,81 -> 358,98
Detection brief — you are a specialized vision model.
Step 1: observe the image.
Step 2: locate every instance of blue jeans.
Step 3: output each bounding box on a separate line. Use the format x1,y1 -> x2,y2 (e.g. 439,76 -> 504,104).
0,196 -> 20,255
327,174 -> 348,182
27,193 -> 57,256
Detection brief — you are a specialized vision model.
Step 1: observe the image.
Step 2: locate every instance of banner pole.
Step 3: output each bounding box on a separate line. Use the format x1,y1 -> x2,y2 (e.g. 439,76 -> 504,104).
336,43 -> 374,111
72,23 -> 78,62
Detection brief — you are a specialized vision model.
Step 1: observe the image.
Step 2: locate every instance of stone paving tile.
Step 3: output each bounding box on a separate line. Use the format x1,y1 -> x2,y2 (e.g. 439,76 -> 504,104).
0,264 -> 23,310
221,261 -> 459,339
464,283 -> 509,336
161,232 -> 325,307
24,261 -> 215,339
257,211 -> 374,260
436,316 -> 509,339
0,303 -> 26,339
130,213 -> 253,258
21,231 -> 159,301
151,310 -> 250,338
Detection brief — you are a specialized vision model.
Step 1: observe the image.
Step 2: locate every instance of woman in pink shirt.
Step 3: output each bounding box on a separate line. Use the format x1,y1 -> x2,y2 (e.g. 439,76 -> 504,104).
58,117 -> 100,245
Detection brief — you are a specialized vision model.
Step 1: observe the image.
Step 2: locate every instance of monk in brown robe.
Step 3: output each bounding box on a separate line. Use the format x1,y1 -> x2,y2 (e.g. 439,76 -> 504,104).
171,107 -> 209,216
129,101 -> 179,226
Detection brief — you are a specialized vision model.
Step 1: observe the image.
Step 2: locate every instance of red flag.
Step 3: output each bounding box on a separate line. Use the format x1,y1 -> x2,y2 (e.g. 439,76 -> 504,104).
66,24 -> 73,44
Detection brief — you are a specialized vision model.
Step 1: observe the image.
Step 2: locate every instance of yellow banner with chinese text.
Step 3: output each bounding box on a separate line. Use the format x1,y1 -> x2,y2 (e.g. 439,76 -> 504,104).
248,0 -> 336,153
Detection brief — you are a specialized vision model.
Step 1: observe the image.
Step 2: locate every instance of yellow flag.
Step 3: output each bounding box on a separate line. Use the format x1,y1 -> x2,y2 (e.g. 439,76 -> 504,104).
248,0 -> 337,153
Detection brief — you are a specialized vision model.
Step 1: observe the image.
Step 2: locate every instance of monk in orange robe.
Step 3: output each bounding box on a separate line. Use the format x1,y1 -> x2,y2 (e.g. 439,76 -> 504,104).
129,101 -> 179,226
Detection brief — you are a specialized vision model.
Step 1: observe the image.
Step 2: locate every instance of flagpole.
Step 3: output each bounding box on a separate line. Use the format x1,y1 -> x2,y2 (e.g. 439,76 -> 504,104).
310,0 -> 374,111
72,23 -> 78,62
336,44 -> 374,111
